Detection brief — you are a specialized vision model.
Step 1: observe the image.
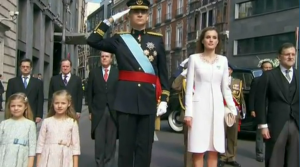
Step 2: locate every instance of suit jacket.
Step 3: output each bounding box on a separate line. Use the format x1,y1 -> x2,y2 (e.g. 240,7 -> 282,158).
48,74 -> 83,113
0,81 -> 4,95
255,67 -> 299,142
6,76 -> 44,118
87,66 -> 118,139
87,22 -> 170,115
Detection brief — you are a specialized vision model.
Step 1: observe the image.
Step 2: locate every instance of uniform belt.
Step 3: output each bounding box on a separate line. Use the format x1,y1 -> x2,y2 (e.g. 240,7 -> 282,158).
0,138 -> 28,146
119,70 -> 162,101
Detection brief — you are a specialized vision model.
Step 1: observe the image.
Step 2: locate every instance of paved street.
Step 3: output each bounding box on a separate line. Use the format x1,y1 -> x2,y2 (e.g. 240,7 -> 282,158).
0,102 -> 265,167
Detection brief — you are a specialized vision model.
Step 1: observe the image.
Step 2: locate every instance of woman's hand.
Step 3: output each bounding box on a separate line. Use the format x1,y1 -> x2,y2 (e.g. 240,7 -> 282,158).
184,116 -> 192,127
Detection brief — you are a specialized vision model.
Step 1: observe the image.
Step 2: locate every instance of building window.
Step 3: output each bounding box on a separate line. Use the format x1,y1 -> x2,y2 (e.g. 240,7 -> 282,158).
166,2 -> 172,20
236,0 -> 299,19
177,0 -> 183,15
208,10 -> 213,26
201,12 -> 207,29
176,25 -> 183,47
234,32 -> 295,55
157,6 -> 162,24
165,28 -> 171,50
148,11 -> 152,28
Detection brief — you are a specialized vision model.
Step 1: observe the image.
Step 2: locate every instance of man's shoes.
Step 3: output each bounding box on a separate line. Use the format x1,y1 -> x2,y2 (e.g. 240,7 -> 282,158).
226,161 -> 241,167
218,161 -> 226,167
256,156 -> 264,162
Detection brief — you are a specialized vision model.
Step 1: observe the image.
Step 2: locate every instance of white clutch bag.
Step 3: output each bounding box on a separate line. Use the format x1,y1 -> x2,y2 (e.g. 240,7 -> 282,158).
224,106 -> 236,127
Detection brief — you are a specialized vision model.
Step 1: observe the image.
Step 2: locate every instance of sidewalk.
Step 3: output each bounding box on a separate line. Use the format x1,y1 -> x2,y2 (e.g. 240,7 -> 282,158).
0,100 -> 88,122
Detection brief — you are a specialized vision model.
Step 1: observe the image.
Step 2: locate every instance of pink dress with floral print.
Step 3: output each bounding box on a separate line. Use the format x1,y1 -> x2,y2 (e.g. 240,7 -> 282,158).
36,117 -> 80,167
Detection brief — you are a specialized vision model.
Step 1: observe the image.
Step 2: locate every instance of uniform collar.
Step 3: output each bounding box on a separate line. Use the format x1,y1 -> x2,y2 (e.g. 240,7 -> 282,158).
131,28 -> 146,36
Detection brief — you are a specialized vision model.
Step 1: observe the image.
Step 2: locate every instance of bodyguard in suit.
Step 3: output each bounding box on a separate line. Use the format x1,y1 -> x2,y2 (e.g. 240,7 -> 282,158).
255,43 -> 299,167
88,51 -> 118,167
86,1 -> 169,166
48,59 -> 83,118
219,65 -> 245,167
248,60 -> 273,162
6,59 -> 44,122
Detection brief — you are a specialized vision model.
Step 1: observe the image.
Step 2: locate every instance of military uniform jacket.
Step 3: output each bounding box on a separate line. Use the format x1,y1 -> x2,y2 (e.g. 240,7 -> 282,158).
87,21 -> 170,115
229,77 -> 246,118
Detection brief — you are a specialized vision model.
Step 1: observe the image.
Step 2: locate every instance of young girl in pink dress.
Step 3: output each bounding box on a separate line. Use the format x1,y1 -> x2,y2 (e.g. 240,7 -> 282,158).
0,93 -> 36,167
36,90 -> 80,167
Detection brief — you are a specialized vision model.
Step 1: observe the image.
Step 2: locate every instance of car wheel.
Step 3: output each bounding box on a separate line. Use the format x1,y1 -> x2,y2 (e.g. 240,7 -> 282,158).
168,110 -> 183,132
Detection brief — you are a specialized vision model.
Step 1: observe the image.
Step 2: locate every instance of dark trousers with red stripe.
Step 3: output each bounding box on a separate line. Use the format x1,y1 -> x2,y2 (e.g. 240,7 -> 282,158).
117,111 -> 155,167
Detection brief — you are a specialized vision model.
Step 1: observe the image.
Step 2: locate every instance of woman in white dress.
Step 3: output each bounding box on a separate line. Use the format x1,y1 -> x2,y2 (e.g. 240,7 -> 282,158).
184,27 -> 237,167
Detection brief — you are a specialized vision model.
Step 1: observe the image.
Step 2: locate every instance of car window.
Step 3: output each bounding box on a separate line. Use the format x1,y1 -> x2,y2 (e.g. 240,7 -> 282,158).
232,72 -> 254,90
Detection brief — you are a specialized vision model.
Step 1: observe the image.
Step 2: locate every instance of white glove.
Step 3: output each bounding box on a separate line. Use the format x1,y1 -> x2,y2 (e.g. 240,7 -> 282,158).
111,9 -> 130,22
157,101 -> 168,116
180,58 -> 189,68
181,69 -> 187,77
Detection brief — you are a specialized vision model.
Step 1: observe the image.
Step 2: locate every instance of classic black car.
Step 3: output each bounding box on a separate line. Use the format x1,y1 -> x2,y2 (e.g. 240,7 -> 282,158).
162,67 -> 262,133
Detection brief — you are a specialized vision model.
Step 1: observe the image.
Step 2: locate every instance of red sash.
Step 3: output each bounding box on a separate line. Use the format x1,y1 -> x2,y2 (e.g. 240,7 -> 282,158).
118,70 -> 162,101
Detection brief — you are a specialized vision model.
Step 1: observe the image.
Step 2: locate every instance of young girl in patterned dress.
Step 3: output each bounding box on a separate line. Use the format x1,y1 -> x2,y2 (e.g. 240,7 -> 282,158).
36,90 -> 80,167
0,93 -> 37,167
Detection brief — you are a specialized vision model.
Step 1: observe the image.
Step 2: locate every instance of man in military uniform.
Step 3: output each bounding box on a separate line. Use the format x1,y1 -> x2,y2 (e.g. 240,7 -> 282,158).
86,0 -> 169,166
219,65 -> 245,167
172,58 -> 193,167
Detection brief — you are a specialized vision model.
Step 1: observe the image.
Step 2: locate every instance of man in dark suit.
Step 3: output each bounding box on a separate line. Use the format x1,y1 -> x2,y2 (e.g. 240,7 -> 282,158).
48,59 -> 83,117
248,60 -> 273,162
88,51 -> 118,167
86,1 -> 170,166
0,74 -> 4,111
255,43 -> 299,167
6,59 -> 44,122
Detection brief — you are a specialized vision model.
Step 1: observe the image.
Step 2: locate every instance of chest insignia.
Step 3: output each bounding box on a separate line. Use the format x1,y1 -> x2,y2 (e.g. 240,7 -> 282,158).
143,42 -> 156,62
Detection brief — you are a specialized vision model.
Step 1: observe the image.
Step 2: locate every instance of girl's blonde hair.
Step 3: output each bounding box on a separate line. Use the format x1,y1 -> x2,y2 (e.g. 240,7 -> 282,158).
47,90 -> 78,122
5,93 -> 33,121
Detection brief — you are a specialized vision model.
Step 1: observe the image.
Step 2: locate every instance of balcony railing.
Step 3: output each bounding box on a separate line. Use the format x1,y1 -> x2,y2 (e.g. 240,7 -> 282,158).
165,43 -> 171,51
189,1 -> 201,12
165,13 -> 172,21
187,32 -> 197,42
176,7 -> 183,16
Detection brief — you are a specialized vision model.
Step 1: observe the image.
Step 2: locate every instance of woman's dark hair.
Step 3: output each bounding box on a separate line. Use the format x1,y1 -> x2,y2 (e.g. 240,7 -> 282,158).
195,27 -> 222,54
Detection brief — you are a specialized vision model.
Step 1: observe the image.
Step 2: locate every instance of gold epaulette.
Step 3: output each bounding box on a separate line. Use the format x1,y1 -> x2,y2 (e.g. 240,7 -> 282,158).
116,31 -> 130,35
147,32 -> 163,37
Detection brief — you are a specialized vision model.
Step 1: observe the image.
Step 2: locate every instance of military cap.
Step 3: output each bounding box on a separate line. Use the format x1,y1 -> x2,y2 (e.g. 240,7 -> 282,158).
126,0 -> 150,10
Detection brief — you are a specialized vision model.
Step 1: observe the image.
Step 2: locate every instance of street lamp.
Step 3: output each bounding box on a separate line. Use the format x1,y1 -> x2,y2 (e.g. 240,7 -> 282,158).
0,11 -> 19,23
61,0 -> 73,59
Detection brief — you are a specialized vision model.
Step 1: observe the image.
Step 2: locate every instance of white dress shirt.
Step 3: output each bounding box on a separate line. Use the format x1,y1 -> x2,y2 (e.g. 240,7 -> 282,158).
102,65 -> 111,77
22,75 -> 31,84
258,65 -> 294,129
62,73 -> 71,83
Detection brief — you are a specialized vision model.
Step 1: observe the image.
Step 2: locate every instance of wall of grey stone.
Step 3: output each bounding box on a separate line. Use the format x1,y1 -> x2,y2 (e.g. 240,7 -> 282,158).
227,0 -> 299,68
18,0 -> 79,98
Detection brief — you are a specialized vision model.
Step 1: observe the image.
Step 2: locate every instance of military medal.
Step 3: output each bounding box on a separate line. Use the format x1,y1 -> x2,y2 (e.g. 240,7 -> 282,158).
138,35 -> 141,42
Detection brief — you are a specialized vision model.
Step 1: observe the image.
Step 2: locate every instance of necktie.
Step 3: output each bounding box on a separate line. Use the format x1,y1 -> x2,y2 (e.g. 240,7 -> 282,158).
23,77 -> 28,88
104,68 -> 109,82
285,69 -> 291,82
63,75 -> 68,85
